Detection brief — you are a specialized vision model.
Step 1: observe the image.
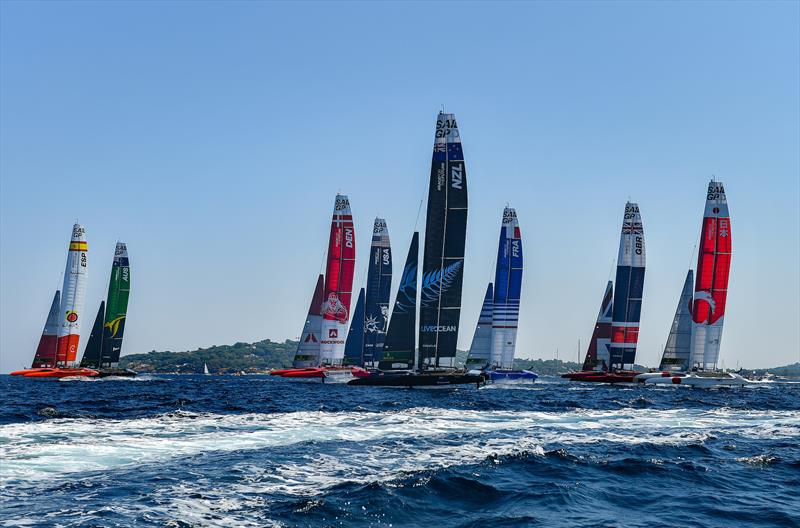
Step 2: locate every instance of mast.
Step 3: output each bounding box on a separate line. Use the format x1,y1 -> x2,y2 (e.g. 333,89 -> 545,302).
80,302 -> 106,368
292,274 -> 325,368
379,232 -> 418,371
659,270 -> 694,371
419,112 -> 468,369
56,224 -> 88,366
343,288 -> 366,366
100,242 -> 130,367
31,290 -> 61,368
690,179 -> 731,371
609,203 -> 645,371
363,218 -> 392,367
319,194 -> 356,365
491,207 -> 523,369
581,281 -> 613,371
465,283 -> 493,369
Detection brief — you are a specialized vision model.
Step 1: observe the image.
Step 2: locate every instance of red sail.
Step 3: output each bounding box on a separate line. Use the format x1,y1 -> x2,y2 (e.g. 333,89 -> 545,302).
691,179 -> 732,369
319,194 -> 356,364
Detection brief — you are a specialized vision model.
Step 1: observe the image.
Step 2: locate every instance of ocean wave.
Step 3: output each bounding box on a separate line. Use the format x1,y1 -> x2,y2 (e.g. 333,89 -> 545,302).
1,407 -> 797,489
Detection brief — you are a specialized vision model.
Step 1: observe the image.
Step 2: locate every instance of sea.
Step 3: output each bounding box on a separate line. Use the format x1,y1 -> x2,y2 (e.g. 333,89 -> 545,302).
1,375 -> 798,528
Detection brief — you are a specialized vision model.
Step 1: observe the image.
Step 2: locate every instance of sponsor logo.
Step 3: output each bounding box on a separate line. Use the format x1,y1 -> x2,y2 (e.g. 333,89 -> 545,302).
344,228 -> 354,248
321,293 -> 348,323
451,165 -> 463,189
420,325 -> 457,332
328,328 -> 338,338
104,315 -> 126,337
335,196 -> 348,211
304,333 -> 318,343
435,117 -> 458,138
707,183 -> 725,200
66,311 -> 78,323
436,164 -> 446,191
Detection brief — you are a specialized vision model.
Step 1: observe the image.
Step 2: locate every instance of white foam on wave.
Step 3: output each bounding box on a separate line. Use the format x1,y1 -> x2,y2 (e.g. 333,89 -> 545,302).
1,407 -> 797,489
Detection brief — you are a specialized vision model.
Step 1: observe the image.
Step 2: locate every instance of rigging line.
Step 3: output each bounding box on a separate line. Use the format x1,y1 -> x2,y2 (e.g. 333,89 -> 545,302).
607,258 -> 616,282
413,199 -> 423,231
687,243 -> 698,270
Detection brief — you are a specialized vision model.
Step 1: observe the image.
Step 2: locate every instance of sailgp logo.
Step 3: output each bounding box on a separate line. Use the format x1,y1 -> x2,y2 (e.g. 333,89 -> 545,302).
451,165 -> 463,189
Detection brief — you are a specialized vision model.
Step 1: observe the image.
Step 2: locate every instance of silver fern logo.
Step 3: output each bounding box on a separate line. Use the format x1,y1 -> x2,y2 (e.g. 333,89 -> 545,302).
394,263 -> 418,313
421,260 -> 463,307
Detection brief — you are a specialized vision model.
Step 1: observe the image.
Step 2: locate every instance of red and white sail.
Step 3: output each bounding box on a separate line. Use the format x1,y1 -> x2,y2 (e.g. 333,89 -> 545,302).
319,194 -> 356,365
56,223 -> 88,365
293,274 -> 325,368
31,290 -> 61,368
690,179 -> 731,370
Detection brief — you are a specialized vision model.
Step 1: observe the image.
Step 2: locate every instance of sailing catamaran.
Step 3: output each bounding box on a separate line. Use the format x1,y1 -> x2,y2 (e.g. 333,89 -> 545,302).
320,194 -> 356,366
12,224 -> 96,378
350,112 -> 482,388
363,218 -> 392,368
465,208 -> 535,383
79,242 -> 134,377
647,180 -> 745,387
563,202 -> 645,383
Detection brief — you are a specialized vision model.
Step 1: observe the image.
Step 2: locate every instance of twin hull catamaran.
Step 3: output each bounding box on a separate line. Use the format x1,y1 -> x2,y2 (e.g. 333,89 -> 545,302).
563,202 -> 646,383
465,208 -> 536,383
80,242 -> 134,377
350,112 -> 482,388
12,224 -> 98,378
642,180 -> 744,387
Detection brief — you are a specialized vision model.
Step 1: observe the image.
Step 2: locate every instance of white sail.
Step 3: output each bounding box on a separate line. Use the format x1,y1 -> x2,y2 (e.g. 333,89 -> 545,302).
658,270 -> 694,371
56,223 -> 88,365
465,283 -> 493,369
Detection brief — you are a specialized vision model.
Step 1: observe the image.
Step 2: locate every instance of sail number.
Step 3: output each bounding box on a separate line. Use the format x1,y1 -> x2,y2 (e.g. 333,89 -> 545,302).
635,236 -> 643,255
80,253 -> 87,267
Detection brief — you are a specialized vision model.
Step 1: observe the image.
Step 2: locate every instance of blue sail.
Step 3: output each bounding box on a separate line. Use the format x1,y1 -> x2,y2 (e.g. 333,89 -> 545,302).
363,218 -> 392,366
343,288 -> 366,367
491,207 -> 523,369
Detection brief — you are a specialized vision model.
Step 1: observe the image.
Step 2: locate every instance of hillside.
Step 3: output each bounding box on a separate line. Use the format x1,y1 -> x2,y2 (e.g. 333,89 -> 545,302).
119,339 -> 799,376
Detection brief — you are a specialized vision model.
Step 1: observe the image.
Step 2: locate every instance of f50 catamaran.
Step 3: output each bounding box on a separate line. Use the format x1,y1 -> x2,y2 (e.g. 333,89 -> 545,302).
12,224 -> 96,378
350,112 -> 482,388
466,208 -> 536,383
80,242 -> 134,377
564,203 -> 645,383
645,180 -> 746,387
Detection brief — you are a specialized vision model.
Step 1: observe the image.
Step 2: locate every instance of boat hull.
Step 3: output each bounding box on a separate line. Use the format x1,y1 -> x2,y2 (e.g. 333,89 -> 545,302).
348,372 -> 485,388
634,372 -> 680,383
561,370 -> 641,383
647,372 -> 749,387
488,369 -> 538,384
10,367 -> 100,378
95,368 -> 137,378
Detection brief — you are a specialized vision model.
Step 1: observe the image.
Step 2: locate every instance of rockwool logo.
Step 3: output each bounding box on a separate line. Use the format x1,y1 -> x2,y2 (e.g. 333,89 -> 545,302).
329,329 -> 338,338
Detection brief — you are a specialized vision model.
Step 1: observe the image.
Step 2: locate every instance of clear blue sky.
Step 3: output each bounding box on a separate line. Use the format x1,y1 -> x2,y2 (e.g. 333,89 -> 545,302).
1,1 -> 798,372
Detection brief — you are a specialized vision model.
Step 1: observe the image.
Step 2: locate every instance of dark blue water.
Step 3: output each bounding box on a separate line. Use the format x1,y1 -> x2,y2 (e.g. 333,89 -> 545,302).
1,375 -> 798,528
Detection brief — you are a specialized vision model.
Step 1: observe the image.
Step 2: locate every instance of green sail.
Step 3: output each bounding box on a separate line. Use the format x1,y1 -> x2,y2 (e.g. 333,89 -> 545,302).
100,242 -> 130,366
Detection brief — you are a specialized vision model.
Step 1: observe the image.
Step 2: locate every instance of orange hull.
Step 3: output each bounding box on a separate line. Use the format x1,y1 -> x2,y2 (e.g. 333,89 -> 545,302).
10,367 -> 99,378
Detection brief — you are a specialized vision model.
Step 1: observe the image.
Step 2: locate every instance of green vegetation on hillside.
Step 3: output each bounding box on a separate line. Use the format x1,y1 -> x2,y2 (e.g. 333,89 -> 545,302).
119,339 -> 800,377
119,339 -> 295,373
